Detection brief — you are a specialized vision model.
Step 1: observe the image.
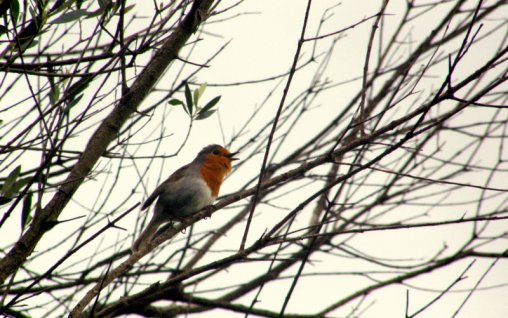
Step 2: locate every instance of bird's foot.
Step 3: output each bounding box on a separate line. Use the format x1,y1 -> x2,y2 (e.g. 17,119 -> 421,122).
203,205 -> 214,218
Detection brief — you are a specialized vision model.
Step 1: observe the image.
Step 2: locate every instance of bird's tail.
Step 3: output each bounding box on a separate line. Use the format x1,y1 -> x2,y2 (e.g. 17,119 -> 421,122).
131,216 -> 160,252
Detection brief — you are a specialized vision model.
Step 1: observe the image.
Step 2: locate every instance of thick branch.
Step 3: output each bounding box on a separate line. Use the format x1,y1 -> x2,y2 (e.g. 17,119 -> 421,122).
0,0 -> 215,285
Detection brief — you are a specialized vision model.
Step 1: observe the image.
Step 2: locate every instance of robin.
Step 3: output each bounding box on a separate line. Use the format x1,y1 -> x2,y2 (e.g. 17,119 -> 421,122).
131,144 -> 238,251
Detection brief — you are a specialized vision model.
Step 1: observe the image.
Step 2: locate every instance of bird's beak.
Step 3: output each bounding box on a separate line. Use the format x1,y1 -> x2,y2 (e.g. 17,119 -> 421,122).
226,151 -> 239,161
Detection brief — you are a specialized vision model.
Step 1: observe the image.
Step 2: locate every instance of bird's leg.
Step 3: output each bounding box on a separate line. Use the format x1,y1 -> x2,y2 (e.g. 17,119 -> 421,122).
203,205 -> 214,218
152,221 -> 174,241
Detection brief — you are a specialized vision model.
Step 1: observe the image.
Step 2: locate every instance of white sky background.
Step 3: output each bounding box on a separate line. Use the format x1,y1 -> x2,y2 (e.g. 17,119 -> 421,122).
1,0 -> 508,317
129,2 -> 508,316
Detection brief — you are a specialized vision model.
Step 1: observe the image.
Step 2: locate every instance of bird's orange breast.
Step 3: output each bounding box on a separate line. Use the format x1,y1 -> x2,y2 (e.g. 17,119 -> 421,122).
200,157 -> 232,197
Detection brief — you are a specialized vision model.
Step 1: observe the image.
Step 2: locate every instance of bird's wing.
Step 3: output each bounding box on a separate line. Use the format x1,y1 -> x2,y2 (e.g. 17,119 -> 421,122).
141,164 -> 191,210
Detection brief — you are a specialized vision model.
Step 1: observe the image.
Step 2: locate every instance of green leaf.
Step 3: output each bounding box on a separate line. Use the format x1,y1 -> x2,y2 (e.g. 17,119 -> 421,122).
124,4 -> 136,14
52,9 -> 90,24
50,84 -> 60,106
9,177 -> 31,197
0,2 -> 8,18
195,109 -> 216,120
201,95 -> 221,113
98,0 -> 110,11
197,83 -> 207,98
193,89 -> 200,108
26,39 -> 39,49
0,25 -> 8,35
10,0 -> 20,24
168,98 -> 183,106
67,77 -> 90,100
21,192 -> 32,230
0,196 -> 12,205
84,7 -> 102,18
97,0 -> 113,20
28,4 -> 36,23
1,165 -> 21,197
193,83 -> 206,107
184,83 -> 193,115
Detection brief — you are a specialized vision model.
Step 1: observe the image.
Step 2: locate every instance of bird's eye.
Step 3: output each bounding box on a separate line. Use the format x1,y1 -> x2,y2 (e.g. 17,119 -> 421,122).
212,149 -> 220,155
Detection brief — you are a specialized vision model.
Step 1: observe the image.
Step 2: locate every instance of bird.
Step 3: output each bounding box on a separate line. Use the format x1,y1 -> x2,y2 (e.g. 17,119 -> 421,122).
131,144 -> 238,251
